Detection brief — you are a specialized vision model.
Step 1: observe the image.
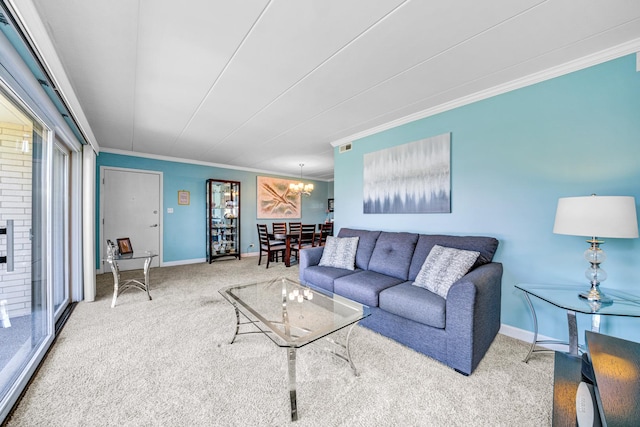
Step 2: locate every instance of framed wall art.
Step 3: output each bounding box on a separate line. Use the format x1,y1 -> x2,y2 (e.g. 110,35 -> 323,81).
363,132 -> 451,214
178,190 -> 190,205
257,176 -> 301,219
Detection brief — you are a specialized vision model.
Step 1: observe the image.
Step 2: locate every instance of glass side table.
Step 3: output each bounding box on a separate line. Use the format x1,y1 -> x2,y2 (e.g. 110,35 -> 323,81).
104,251 -> 158,308
515,283 -> 640,362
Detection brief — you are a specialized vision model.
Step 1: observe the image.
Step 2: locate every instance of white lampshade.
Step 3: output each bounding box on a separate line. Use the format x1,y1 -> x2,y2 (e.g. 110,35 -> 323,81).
553,195 -> 639,238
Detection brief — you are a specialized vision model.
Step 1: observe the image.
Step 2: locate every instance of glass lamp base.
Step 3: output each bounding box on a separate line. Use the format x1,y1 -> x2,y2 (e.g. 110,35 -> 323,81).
579,286 -> 613,304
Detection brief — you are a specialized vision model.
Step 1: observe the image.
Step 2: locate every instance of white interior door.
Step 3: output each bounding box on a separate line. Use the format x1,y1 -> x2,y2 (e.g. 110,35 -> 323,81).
102,168 -> 161,271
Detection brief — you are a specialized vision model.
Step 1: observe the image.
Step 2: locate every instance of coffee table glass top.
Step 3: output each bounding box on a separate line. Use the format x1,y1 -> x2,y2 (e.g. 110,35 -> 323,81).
219,277 -> 370,347
516,283 -> 640,316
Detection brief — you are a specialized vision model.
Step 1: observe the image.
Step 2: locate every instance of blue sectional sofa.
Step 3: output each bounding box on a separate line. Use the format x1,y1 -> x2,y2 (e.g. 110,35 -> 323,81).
299,228 -> 502,375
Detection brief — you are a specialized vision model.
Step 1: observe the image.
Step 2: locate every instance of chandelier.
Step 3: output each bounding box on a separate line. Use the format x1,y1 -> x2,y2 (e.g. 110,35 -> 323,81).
289,163 -> 314,196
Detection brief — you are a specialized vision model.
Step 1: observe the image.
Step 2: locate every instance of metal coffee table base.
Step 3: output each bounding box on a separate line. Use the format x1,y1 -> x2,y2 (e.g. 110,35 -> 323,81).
229,308 -> 361,421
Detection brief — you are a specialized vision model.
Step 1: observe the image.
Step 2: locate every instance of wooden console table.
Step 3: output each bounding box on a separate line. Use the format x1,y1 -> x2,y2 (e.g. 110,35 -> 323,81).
552,331 -> 640,426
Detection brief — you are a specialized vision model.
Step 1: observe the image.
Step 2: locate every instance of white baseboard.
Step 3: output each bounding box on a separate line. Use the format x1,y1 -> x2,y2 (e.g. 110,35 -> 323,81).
161,258 -> 206,267
499,323 -> 567,352
161,253 -> 259,267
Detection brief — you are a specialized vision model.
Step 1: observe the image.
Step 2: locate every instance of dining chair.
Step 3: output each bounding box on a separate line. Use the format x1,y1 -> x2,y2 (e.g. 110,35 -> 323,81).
291,224 -> 316,261
314,223 -> 332,246
288,221 -> 302,245
324,222 -> 333,236
257,224 -> 285,268
272,222 -> 287,235
288,222 -> 301,235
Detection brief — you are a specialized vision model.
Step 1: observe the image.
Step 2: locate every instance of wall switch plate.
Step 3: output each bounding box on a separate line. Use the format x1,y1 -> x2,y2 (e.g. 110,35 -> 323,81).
167,208 -> 174,213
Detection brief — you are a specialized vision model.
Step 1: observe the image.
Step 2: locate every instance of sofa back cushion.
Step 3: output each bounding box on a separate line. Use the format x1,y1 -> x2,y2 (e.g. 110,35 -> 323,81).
408,234 -> 499,281
337,228 -> 381,270
368,232 -> 419,280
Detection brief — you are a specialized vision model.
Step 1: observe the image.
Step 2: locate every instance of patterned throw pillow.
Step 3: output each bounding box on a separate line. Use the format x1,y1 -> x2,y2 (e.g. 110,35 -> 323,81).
413,245 -> 480,299
318,236 -> 359,270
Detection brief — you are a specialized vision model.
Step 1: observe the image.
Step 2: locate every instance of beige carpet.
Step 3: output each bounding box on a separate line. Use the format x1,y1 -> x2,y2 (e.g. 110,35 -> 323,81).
5,258 -> 554,426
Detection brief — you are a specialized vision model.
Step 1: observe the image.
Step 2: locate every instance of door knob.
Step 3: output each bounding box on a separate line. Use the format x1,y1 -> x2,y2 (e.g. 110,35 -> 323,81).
150,224 -> 158,228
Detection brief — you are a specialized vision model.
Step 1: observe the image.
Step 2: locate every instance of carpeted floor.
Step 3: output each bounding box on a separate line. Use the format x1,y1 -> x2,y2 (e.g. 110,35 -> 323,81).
5,258 -> 554,426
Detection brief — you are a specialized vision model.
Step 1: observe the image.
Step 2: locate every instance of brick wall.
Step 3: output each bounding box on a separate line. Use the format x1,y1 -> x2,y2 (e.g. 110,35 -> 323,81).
0,122 -> 33,318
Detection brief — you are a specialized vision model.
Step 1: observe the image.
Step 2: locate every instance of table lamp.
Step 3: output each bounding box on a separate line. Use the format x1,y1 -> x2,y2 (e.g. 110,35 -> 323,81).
553,195 -> 638,303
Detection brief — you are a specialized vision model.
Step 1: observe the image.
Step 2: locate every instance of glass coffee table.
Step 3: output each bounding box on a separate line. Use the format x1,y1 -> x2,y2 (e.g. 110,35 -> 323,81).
515,283 -> 640,362
219,277 -> 370,421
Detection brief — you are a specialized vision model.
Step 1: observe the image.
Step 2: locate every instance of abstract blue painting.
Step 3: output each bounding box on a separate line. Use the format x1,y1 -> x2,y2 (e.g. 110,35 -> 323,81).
363,133 -> 451,214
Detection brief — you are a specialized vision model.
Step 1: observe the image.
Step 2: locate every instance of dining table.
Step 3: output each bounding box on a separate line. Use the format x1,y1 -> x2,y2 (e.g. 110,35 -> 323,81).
270,232 -> 298,267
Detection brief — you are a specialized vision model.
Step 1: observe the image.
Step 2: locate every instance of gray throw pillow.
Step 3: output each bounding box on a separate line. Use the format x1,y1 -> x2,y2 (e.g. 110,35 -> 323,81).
318,236 -> 359,270
413,245 -> 480,299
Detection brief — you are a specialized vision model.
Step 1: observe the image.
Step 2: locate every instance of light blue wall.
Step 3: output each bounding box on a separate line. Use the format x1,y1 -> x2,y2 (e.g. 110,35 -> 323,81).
334,55 -> 640,343
95,153 -> 331,265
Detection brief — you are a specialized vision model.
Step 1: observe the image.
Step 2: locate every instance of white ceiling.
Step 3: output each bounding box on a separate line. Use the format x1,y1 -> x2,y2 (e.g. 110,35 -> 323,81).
26,0 -> 640,180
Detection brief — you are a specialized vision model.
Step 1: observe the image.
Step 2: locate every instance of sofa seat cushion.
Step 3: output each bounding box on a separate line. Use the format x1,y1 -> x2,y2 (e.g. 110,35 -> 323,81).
379,282 -> 446,329
302,265 -> 359,293
367,232 -> 419,280
334,270 -> 404,307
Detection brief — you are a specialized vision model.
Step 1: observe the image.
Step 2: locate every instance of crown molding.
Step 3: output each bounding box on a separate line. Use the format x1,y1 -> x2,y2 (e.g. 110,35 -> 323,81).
330,38 -> 640,148
100,148 -> 333,182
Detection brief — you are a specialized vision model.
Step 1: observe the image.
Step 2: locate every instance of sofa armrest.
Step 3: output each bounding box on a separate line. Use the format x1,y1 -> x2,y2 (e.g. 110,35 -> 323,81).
445,262 -> 503,374
299,246 -> 325,282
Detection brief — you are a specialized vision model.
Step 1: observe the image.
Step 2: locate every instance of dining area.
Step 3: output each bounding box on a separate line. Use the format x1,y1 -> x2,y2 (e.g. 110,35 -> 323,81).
256,222 -> 333,268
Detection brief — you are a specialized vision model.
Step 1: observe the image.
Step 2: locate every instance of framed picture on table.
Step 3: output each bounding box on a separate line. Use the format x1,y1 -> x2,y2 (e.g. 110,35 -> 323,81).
117,238 -> 133,254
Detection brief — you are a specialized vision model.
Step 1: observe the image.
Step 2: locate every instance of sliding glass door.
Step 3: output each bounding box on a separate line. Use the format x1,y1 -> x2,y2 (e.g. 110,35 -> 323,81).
53,142 -> 70,320
0,86 -> 54,419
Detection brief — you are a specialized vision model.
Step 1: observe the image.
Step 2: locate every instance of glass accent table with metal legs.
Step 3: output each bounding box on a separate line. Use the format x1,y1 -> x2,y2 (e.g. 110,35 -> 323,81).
219,277 -> 370,422
515,283 -> 640,362
104,251 -> 158,308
